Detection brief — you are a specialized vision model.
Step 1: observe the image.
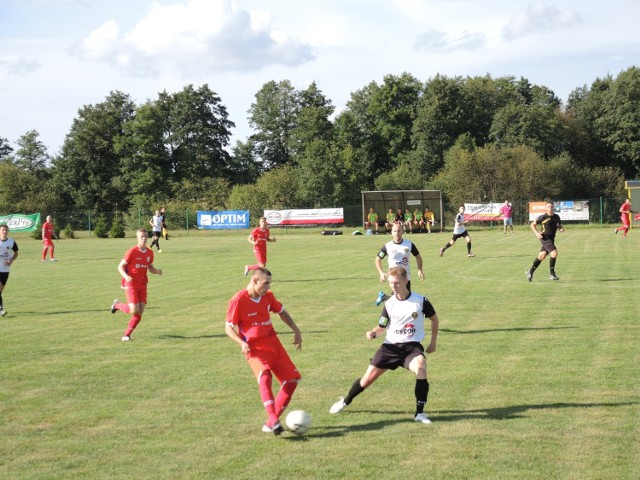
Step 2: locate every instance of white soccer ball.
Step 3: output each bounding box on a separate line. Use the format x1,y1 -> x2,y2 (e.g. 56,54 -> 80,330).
285,410 -> 312,435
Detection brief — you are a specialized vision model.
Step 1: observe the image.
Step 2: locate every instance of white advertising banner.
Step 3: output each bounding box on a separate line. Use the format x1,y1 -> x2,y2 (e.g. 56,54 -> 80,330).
264,208 -> 344,226
528,201 -> 589,221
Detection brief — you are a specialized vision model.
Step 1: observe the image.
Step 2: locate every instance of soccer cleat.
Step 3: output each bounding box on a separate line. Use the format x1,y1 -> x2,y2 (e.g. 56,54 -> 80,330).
157,249 -> 162,253
549,273 -> 559,281
375,291 -> 386,306
525,270 -> 532,282
329,396 -> 347,414
614,228 -> 618,235
111,299 -> 119,314
0,308 -> 6,317
244,265 -> 249,277
467,253 -> 475,257
414,413 -> 432,424
50,258 -> 57,262
261,421 -> 283,435
439,248 -> 444,257
121,336 -> 131,341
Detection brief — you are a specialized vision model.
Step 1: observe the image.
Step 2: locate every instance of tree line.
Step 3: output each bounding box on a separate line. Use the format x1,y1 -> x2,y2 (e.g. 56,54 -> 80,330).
1,67 -> 638,223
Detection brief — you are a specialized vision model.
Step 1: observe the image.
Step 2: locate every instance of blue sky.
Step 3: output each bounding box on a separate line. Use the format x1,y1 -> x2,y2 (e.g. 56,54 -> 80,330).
1,0 -> 638,156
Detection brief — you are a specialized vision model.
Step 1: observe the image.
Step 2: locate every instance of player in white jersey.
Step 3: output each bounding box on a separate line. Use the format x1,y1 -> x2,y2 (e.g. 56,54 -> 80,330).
374,222 -> 424,305
330,267 -> 440,424
0,223 -> 19,316
439,205 -> 475,257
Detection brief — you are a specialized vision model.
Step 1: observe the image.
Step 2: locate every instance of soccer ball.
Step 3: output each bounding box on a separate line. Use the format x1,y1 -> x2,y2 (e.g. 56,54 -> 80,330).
285,410 -> 312,435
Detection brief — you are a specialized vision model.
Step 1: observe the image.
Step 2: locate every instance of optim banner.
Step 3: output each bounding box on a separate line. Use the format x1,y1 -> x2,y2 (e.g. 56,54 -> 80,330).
0,213 -> 40,232
197,211 -> 249,230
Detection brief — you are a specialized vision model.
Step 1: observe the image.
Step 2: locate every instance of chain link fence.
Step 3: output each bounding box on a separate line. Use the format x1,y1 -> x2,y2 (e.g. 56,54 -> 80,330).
41,198 -> 625,235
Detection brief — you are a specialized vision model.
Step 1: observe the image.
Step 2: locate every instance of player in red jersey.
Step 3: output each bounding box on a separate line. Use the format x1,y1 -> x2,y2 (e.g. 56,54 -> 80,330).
614,198 -> 636,237
244,216 -> 276,276
41,215 -> 58,261
110,228 -> 162,341
225,267 -> 302,435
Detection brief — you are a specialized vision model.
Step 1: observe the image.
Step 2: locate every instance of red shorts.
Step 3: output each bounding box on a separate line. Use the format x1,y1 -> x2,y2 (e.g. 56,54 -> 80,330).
254,248 -> 267,265
245,335 -> 300,383
43,239 -> 54,247
125,283 -> 148,305
621,215 -> 630,227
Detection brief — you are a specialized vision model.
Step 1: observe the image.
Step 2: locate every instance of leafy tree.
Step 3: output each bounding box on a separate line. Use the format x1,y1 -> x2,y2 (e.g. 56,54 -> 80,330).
52,91 -> 135,210
489,103 -> 567,158
0,162 -> 62,213
228,139 -> 262,185
0,137 -> 14,161
159,84 -> 235,183
248,80 -> 298,169
117,101 -> 172,203
14,130 -> 50,175
333,73 -> 422,186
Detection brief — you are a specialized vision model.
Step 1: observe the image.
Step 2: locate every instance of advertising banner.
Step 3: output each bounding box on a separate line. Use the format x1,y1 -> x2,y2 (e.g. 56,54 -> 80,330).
264,208 -> 344,226
197,210 -> 249,230
463,203 -> 501,222
528,201 -> 589,221
0,213 -> 40,232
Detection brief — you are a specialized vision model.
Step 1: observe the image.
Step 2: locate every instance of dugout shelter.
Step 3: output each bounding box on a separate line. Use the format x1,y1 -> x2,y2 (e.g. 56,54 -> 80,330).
625,180 -> 640,227
361,190 -> 443,232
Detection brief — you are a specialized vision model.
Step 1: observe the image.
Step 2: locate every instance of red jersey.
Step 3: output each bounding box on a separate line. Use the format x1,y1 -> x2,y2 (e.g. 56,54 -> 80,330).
621,202 -> 632,215
122,246 -> 154,287
42,221 -> 54,241
251,227 -> 270,253
226,290 -> 283,342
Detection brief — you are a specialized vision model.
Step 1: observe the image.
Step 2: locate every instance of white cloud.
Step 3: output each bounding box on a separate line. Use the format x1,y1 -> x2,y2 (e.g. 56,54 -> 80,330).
68,0 -> 314,77
503,2 -> 582,40
415,30 -> 486,53
0,57 -> 42,75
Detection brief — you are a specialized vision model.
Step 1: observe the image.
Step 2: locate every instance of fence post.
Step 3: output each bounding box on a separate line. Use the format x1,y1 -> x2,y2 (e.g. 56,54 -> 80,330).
88,211 -> 92,237
186,209 -> 189,235
600,197 -> 603,224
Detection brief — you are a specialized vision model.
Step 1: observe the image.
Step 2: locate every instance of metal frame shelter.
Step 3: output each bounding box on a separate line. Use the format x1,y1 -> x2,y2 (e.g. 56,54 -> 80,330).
361,190 -> 444,232
625,180 -> 640,227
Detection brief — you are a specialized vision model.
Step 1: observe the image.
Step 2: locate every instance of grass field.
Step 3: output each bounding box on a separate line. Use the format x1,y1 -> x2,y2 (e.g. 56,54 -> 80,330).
1,226 -> 639,479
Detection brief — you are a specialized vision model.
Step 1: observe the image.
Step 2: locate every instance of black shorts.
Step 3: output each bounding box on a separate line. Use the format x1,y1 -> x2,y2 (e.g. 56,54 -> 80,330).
151,230 -> 162,238
371,342 -> 424,370
539,238 -> 557,254
452,231 -> 470,241
0,272 -> 9,286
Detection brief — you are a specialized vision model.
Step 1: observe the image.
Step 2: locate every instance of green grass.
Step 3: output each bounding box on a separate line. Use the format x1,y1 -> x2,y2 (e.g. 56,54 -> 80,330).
1,226 -> 639,479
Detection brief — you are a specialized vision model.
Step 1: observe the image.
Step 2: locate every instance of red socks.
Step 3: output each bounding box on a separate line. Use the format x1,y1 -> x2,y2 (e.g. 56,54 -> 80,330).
124,314 -> 142,337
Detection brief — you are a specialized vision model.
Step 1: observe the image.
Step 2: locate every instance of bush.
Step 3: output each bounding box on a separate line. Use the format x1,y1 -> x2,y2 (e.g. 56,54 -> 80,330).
110,216 -> 126,238
93,216 -> 109,238
31,223 -> 42,240
62,224 -> 75,239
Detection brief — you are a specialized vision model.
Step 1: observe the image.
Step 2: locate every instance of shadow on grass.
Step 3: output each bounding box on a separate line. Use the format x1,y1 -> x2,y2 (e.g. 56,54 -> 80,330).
275,277 -> 371,283
299,418 -> 406,439
433,401 -> 640,421
18,308 -> 110,316
595,278 -> 633,282
441,326 -> 577,334
159,330 -> 329,340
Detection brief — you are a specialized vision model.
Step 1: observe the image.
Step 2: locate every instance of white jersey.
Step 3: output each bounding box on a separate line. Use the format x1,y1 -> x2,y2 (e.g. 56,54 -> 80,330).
151,215 -> 163,232
0,238 -> 18,273
377,239 -> 420,280
379,292 -> 435,344
453,213 -> 466,235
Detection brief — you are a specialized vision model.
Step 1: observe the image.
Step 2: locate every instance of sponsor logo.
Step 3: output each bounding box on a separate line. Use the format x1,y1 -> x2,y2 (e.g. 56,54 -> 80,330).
395,322 -> 416,336
266,211 -> 283,224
